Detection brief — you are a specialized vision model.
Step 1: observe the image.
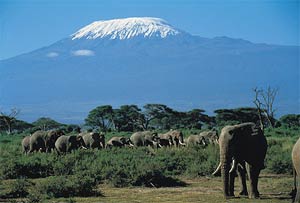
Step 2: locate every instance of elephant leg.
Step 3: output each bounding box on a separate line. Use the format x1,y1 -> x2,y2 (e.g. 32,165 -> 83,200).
247,164 -> 260,198
237,163 -> 248,196
229,169 -> 236,196
295,175 -> 300,203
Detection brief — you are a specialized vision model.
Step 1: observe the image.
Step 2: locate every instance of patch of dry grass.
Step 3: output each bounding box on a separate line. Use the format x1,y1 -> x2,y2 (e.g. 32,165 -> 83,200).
50,174 -> 293,203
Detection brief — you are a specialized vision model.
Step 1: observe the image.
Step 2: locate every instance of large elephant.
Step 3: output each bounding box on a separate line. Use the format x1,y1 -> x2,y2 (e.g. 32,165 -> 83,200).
106,136 -> 133,148
160,130 -> 185,147
130,131 -> 158,147
21,136 -> 31,154
55,135 -> 85,153
77,132 -> 105,149
185,134 -> 207,147
212,122 -> 267,199
29,129 -> 64,153
292,137 -> 300,202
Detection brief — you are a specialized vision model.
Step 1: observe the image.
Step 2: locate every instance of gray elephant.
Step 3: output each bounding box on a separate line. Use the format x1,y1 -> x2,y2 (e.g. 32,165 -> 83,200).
130,131 -> 158,147
158,133 -> 174,147
200,130 -> 219,145
160,130 -> 185,147
292,137 -> 300,202
29,129 -> 64,153
21,136 -> 31,154
77,132 -> 105,149
106,136 -> 133,148
185,134 -> 207,147
212,122 -> 267,199
55,135 -> 85,153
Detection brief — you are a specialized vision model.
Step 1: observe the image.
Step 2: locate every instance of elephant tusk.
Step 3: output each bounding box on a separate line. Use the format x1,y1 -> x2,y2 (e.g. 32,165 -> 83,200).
80,146 -> 87,150
129,143 -> 135,147
158,144 -> 163,148
179,140 -> 186,146
212,162 -> 221,176
215,138 -> 219,144
229,159 -> 237,173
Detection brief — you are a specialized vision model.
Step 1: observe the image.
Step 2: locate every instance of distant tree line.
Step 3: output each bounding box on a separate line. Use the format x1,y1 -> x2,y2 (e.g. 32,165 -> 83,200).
0,105 -> 299,134
84,104 -> 214,132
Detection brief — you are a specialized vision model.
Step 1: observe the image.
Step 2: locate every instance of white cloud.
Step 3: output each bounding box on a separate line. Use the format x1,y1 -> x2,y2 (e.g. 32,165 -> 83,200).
46,52 -> 59,57
72,49 -> 95,56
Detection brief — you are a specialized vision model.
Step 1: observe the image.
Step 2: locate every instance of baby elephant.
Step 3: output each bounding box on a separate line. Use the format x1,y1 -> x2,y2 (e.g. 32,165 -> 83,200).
55,135 -> 85,153
106,136 -> 133,148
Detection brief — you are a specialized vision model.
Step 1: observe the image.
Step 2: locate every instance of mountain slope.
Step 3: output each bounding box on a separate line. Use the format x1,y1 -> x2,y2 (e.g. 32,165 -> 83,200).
0,17 -> 299,123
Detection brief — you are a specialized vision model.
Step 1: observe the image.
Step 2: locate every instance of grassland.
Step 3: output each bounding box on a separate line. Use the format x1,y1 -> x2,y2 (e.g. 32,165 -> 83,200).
0,127 -> 298,202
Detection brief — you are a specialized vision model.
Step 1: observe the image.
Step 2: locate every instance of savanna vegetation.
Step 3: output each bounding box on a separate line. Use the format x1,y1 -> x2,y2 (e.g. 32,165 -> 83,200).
0,100 -> 299,202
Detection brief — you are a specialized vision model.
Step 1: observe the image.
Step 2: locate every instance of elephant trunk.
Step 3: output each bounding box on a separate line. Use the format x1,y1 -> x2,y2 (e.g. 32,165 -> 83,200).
221,158 -> 230,197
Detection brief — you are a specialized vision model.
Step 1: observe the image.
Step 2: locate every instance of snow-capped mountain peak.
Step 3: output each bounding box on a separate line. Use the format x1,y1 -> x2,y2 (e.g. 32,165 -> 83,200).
71,17 -> 182,40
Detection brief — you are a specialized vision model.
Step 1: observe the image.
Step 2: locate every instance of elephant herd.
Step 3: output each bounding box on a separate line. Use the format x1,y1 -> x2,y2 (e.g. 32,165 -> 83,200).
21,129 -> 217,154
20,122 -> 300,201
22,130 -> 106,154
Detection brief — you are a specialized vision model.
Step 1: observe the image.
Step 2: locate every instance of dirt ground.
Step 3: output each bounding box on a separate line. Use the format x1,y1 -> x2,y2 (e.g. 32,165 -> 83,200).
65,174 -> 294,203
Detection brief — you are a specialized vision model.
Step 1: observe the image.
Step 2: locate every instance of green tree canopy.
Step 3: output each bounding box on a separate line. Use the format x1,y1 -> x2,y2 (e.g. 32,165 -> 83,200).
279,114 -> 300,128
214,107 -> 270,127
113,105 -> 143,131
85,105 -> 114,131
32,117 -> 64,131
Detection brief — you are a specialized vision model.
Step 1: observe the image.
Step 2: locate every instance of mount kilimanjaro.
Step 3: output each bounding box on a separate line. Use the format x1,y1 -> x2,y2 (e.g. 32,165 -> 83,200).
0,17 -> 299,123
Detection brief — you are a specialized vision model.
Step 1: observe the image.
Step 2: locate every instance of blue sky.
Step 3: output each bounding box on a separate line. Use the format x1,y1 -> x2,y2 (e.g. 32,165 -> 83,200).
0,0 -> 299,60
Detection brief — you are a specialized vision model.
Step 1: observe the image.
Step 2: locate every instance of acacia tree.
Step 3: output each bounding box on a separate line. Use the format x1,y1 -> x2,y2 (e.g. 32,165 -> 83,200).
85,105 -> 114,132
113,105 -> 143,131
139,104 -> 174,130
32,117 -> 64,131
0,108 -> 20,134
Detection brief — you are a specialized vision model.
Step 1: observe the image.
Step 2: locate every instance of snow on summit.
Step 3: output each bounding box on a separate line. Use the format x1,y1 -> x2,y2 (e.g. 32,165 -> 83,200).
71,17 -> 181,40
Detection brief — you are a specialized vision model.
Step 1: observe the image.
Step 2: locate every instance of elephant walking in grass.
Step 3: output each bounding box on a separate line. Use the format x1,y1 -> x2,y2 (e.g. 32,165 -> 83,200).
185,134 -> 207,147
77,132 -> 105,149
22,136 -> 31,154
106,136 -> 133,148
200,130 -> 219,145
130,131 -> 159,147
213,122 -> 267,199
158,133 -> 173,147
292,137 -> 300,202
160,130 -> 185,147
29,129 -> 64,153
55,135 -> 86,153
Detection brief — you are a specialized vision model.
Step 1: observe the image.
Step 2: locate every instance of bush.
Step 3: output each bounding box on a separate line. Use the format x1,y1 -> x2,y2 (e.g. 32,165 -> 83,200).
35,174 -> 100,198
132,168 -> 186,187
265,140 -> 293,174
0,178 -> 33,198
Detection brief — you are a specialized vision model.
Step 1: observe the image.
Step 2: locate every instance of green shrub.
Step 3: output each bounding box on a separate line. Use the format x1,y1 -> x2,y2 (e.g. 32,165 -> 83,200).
265,139 -> 293,174
132,168 -> 186,187
0,178 -> 33,198
35,174 -> 100,198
